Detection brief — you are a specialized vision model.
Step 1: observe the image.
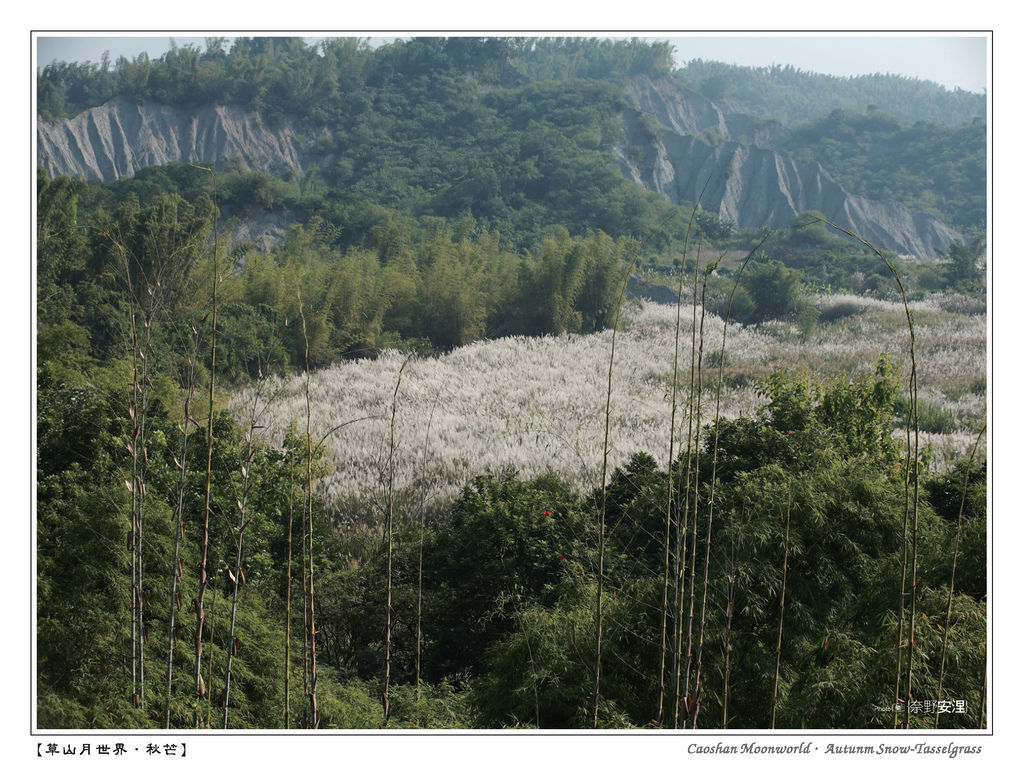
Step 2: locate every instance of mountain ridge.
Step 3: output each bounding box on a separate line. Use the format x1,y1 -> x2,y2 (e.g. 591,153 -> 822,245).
37,78 -> 963,258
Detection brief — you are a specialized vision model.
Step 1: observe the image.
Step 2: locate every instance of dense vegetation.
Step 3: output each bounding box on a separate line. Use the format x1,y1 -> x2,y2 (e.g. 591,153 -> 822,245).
47,160 -> 984,386
37,164 -> 987,729
36,36 -> 986,730
38,321 -> 989,728
43,167 -> 643,376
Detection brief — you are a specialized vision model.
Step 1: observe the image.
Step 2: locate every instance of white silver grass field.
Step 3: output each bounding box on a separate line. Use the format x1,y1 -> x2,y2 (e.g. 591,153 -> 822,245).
234,293 -> 987,508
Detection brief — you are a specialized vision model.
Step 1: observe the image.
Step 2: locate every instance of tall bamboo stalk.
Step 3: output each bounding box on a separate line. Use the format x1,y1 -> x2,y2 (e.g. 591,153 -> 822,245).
302,474 -> 310,717
904,393 -> 921,730
165,323 -> 201,727
205,577 -> 218,725
222,379 -> 265,727
415,390 -> 442,696
109,229 -> 147,712
658,380 -> 680,725
721,534 -> 737,729
591,241 -> 644,729
138,322 -> 153,709
673,246 -> 703,728
382,356 -> 410,723
681,264 -> 712,726
282,321 -> 376,729
192,165 -> 219,728
298,293 -> 319,729
690,240 -> 765,729
109,225 -> 162,712
128,308 -> 142,709
979,640 -> 988,729
284,434 -> 296,728
657,202 -> 703,726
893,411 -> 913,727
770,487 -> 793,729
515,607 -> 542,728
934,425 -> 986,727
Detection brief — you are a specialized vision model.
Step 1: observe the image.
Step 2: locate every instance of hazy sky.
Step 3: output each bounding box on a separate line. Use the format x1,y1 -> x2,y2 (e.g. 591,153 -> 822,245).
665,35 -> 988,93
35,32 -> 989,93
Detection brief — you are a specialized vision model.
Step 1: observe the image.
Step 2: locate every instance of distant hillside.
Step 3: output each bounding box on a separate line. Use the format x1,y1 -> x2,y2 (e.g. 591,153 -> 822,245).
37,37 -> 982,258
778,109 -> 986,236
676,58 -> 986,127
615,75 -> 967,255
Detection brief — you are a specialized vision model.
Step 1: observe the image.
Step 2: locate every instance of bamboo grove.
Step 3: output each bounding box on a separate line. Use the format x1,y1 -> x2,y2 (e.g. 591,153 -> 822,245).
36,162 -> 986,729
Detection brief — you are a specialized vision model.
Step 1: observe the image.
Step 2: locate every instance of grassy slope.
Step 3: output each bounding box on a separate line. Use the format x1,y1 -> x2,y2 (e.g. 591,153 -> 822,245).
237,293 -> 986,509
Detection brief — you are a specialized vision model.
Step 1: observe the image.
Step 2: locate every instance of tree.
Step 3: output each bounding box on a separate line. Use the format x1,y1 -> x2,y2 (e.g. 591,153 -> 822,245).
739,261 -> 805,322
945,237 -> 985,286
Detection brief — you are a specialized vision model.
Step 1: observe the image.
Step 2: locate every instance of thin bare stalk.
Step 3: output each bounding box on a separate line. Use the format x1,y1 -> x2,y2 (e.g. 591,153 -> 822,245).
284,434 -> 296,728
691,239 -> 766,729
286,408 -> 373,719
301,485 -> 309,719
934,424 -> 986,727
893,410 -> 913,727
721,533 -> 737,728
222,378 -> 267,727
205,577 -> 218,725
382,356 -> 411,723
282,327 -> 378,729
658,422 -> 678,725
672,248 -> 703,729
527,629 -> 541,728
137,321 -> 153,710
118,239 -> 161,712
657,199 -> 703,726
110,230 -> 151,713
905,397 -> 922,731
302,455 -> 310,717
290,412 -> 373,725
128,308 -> 142,709
192,164 -> 219,728
298,293 -> 319,729
221,492 -> 249,728
416,390 -> 443,695
591,240 -> 646,729
514,604 -> 542,728
165,323 -> 201,727
771,487 -> 792,729
681,263 -> 712,726
979,641 -> 987,728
